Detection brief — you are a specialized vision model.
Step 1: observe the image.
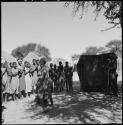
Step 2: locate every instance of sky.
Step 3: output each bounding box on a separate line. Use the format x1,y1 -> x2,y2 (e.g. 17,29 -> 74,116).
2,2 -> 122,61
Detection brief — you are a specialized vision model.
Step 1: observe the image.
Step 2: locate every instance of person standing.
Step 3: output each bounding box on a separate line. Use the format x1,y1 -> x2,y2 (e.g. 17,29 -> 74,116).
53,64 -> 59,92
108,54 -> 118,96
64,61 -> 70,92
24,61 -> 33,97
49,63 -> 54,92
10,62 -> 19,100
36,58 -> 53,108
69,67 -> 73,92
1,59 -> 7,123
30,59 -> 38,94
4,61 -> 12,102
1,60 -> 7,102
17,58 -> 26,98
57,61 -> 64,92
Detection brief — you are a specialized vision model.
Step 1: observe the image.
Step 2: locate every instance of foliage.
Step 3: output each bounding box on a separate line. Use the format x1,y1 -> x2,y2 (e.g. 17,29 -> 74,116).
34,44 -> 51,61
82,46 -> 98,55
64,1 -> 122,31
105,39 -> 122,56
11,43 -> 36,58
51,58 -> 66,66
81,46 -> 105,55
11,43 -> 51,61
71,54 -> 80,62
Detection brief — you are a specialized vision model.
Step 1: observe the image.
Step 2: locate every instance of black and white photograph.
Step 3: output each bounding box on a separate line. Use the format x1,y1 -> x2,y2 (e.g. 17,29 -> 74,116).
1,1 -> 122,124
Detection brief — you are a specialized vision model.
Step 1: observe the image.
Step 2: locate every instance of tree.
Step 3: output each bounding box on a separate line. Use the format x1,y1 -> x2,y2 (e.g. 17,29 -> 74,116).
105,39 -> 122,56
71,54 -> 80,62
64,1 -> 122,31
11,43 -> 51,61
34,44 -> 51,61
82,46 -> 99,55
81,46 -> 105,55
51,58 -> 66,65
11,43 -> 36,58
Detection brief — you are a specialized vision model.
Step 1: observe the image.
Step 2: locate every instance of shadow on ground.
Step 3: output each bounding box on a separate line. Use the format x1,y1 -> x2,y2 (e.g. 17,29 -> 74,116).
24,81 -> 122,124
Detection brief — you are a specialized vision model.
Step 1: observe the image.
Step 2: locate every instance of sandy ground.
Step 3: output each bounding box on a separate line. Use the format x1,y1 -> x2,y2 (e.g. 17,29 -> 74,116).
2,83 -> 122,124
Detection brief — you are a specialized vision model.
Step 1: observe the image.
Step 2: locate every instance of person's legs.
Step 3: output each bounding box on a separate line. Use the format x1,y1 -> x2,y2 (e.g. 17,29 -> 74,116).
28,92 -> 31,97
48,94 -> 53,105
4,93 -> 8,103
112,80 -> 118,96
12,93 -> 15,101
21,90 -> 26,98
66,80 -> 69,92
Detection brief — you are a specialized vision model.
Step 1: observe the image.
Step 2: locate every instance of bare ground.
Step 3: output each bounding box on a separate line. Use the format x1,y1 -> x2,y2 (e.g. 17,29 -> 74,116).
2,81 -> 122,124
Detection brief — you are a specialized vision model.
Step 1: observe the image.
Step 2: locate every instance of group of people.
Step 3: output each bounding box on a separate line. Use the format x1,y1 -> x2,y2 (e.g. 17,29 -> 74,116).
1,57 -> 74,105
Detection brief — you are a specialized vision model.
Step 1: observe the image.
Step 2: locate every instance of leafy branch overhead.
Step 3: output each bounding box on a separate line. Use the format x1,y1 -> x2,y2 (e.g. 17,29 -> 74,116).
64,1 -> 122,31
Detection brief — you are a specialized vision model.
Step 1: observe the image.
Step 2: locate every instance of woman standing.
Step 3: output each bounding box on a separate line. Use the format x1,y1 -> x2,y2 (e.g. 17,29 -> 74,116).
4,61 -> 12,102
30,59 -> 38,94
10,62 -> 19,100
17,58 -> 26,98
25,61 -> 33,97
1,59 -> 7,102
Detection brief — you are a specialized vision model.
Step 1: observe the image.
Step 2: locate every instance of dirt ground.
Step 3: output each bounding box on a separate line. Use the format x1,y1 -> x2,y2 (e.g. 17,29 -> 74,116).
2,81 -> 122,124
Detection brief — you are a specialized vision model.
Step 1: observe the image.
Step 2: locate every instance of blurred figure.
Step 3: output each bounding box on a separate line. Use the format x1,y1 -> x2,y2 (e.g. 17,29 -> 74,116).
53,64 -> 59,92
64,61 -> 70,92
58,61 -> 64,77
35,58 -> 53,108
57,61 -> 64,92
69,66 -> 73,92
108,54 -> 118,96
1,59 -> 7,102
49,63 -> 54,92
1,59 -> 7,123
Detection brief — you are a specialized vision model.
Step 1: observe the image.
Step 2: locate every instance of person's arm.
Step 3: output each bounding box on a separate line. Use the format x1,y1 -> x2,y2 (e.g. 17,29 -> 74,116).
25,69 -> 30,75
2,68 -> 7,77
30,65 -> 37,74
12,69 -> 19,77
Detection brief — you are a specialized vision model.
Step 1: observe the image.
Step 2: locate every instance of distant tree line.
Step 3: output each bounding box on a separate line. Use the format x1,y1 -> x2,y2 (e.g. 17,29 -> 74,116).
71,39 -> 122,62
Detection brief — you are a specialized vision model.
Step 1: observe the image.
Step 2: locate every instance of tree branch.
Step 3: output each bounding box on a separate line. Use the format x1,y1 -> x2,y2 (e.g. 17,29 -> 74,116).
100,23 -> 119,32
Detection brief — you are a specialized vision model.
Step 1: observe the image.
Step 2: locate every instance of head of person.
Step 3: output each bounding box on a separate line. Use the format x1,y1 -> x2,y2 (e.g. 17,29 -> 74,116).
59,61 -> 62,66
110,53 -> 117,62
39,58 -> 46,67
54,64 -> 57,69
24,61 -> 30,68
9,62 -> 13,68
65,61 -> 69,66
1,58 -> 5,68
27,62 -> 31,68
24,61 -> 28,67
50,63 -> 53,68
13,62 -> 17,68
17,58 -> 23,65
32,59 -> 37,65
3,61 -> 8,68
36,59 -> 39,65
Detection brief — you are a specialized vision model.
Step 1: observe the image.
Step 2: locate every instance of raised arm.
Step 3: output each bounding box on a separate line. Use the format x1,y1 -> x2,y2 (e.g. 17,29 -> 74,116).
2,68 -> 7,77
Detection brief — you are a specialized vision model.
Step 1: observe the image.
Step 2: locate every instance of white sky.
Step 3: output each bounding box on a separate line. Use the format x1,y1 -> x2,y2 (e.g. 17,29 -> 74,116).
2,2 -> 122,61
